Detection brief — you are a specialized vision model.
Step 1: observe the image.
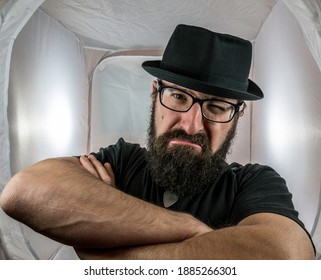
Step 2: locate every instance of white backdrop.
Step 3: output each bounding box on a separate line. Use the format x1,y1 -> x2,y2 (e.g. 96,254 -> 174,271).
8,9 -> 89,175
1,9 -> 85,260
253,1 -> 321,246
0,0 -> 320,259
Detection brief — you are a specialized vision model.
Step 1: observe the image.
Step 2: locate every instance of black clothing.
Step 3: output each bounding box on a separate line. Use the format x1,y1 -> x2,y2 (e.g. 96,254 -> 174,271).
92,138 -> 304,229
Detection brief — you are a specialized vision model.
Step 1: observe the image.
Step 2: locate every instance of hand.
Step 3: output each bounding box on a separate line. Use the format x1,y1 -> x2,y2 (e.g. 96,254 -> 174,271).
79,155 -> 116,187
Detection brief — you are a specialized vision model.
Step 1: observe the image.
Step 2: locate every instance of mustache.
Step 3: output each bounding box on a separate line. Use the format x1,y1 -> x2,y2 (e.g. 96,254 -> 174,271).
157,129 -> 211,152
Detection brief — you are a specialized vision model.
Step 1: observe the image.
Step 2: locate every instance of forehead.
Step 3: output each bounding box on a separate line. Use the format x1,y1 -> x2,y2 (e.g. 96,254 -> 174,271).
161,80 -> 238,103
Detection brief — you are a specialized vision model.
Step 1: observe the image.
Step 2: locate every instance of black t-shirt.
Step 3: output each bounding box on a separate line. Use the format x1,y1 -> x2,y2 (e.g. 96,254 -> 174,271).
92,138 -> 305,230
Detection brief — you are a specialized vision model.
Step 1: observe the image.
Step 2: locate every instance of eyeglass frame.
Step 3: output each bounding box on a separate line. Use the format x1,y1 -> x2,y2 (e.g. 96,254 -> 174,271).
156,80 -> 245,123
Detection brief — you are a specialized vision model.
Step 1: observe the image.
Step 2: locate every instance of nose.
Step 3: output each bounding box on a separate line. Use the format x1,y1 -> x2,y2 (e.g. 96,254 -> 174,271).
177,103 -> 205,134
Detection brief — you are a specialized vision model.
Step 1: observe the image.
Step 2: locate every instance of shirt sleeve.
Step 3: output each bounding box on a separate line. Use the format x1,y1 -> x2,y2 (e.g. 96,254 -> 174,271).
230,164 -> 303,227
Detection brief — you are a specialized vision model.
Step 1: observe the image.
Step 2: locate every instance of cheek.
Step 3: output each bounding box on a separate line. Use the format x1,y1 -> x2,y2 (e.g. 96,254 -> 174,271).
207,124 -> 233,152
154,103 -> 177,136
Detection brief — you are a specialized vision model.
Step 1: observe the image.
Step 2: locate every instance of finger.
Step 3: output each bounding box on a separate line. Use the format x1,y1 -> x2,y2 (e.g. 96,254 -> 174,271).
104,163 -> 116,187
79,156 -> 99,178
88,155 -> 112,184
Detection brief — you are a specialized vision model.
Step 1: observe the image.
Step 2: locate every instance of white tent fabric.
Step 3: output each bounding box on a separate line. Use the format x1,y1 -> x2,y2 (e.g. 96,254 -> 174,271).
0,0 -> 321,259
40,0 -> 277,49
284,0 -> 321,73
0,0 -> 48,260
1,7 -> 84,260
90,55 -> 159,150
8,9 -> 89,175
253,0 -> 321,257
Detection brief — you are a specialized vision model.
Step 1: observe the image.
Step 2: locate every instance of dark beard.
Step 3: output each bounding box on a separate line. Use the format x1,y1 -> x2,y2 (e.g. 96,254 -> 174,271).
146,103 -> 238,197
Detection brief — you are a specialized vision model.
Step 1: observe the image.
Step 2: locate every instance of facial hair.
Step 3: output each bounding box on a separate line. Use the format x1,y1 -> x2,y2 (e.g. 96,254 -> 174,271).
146,102 -> 238,197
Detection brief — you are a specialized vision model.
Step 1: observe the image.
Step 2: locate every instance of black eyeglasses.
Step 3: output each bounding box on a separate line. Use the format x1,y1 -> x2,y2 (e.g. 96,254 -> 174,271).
156,80 -> 245,123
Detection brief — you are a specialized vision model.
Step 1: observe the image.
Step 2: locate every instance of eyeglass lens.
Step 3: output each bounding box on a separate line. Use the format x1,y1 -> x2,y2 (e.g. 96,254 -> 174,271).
160,87 -> 237,123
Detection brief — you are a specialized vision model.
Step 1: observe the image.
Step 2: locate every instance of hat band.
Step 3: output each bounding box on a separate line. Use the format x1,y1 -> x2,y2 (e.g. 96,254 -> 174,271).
161,62 -> 249,92
201,73 -> 249,92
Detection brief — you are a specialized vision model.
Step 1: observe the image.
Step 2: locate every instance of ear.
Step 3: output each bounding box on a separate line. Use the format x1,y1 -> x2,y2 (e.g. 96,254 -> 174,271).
239,102 -> 246,117
150,80 -> 158,101
152,80 -> 158,92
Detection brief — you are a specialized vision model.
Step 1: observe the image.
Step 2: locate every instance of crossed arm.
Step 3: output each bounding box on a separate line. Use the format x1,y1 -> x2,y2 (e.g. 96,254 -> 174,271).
0,156 -> 315,259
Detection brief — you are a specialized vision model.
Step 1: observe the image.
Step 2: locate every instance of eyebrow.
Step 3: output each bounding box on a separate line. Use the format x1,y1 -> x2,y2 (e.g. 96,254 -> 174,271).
160,81 -> 209,98
161,81 -> 237,103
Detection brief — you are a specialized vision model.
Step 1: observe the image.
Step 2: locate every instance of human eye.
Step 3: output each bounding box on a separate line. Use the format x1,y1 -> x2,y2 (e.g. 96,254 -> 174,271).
168,89 -> 189,103
206,101 -> 232,114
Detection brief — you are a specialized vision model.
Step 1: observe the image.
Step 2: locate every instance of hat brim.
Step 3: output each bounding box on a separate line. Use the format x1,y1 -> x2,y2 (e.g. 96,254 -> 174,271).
142,60 -> 263,101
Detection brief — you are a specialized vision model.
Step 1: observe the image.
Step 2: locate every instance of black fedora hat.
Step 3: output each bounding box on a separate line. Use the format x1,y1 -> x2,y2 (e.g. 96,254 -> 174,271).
142,24 -> 263,100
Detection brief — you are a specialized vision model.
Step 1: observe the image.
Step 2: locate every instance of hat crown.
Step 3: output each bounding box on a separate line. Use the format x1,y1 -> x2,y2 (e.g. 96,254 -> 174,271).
142,24 -> 263,100
161,25 -> 252,92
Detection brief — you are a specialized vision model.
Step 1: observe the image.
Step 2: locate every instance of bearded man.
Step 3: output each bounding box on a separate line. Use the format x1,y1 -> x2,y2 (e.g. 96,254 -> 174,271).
0,24 -> 315,259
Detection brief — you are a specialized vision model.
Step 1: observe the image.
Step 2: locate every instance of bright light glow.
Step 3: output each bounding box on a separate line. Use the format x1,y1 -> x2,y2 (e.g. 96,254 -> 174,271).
265,94 -> 295,166
267,113 -> 290,155
265,100 -> 307,174
45,92 -> 72,152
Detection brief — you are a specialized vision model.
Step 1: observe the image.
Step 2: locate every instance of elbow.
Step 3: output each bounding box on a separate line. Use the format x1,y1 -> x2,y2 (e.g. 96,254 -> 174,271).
273,232 -> 315,260
0,175 -> 19,213
288,238 -> 315,260
279,245 -> 315,260
1,174 -> 21,215
282,225 -> 315,260
263,234 -> 315,260
0,171 -> 30,219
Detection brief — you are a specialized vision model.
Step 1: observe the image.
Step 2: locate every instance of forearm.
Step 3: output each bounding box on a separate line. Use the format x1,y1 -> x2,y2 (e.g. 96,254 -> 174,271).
76,227 -> 271,260
149,214 -> 313,260
0,157 -> 210,248
76,213 -> 315,260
